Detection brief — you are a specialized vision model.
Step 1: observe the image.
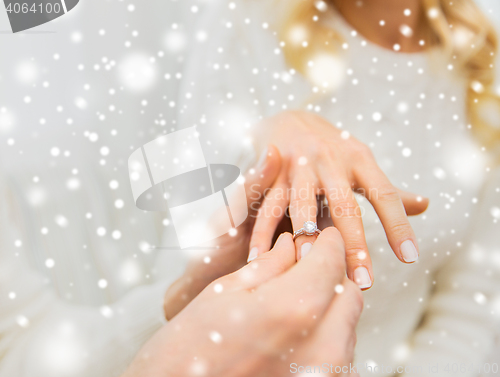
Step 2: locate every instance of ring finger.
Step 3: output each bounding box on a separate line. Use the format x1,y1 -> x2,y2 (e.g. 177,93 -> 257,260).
289,170 -> 319,260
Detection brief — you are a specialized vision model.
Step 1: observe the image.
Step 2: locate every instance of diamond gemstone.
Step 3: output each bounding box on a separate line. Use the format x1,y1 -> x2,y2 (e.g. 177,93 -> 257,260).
303,221 -> 317,233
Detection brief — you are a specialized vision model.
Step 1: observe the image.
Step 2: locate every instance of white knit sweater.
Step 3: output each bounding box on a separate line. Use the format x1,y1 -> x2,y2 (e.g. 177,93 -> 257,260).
1,1 -> 499,377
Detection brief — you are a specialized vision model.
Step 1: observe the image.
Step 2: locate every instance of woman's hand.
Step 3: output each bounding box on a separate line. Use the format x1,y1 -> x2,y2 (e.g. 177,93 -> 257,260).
125,228 -> 363,377
249,111 -> 429,290
164,145 -> 282,319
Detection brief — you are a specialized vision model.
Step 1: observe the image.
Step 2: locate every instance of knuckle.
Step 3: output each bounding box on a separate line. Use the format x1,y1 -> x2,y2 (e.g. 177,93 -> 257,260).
344,245 -> 367,259
375,185 -> 401,203
353,288 -> 364,311
257,254 -> 289,276
260,198 -> 279,211
289,199 -> 316,218
258,203 -> 286,219
342,339 -> 356,367
290,197 -> 314,207
252,228 -> 270,238
315,141 -> 331,156
389,220 -> 412,238
344,279 -> 364,312
351,332 -> 358,349
345,304 -> 363,331
352,141 -> 373,158
291,109 -> 322,126
331,198 -> 358,217
271,304 -> 309,329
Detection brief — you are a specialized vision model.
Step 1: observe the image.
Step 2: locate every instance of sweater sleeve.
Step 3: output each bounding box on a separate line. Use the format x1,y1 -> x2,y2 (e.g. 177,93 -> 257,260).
0,1 -> 207,376
401,168 -> 500,377
0,181 -> 170,377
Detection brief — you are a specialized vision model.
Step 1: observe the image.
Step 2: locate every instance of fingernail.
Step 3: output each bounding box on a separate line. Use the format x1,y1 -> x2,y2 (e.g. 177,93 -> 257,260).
300,243 -> 312,259
354,267 -> 372,289
247,247 -> 259,262
400,240 -> 418,263
257,147 -> 268,169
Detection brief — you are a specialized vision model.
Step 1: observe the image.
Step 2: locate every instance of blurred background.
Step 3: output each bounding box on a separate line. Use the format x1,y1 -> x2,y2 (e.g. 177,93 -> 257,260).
0,0 -> 194,284
0,1 -> 500,376
0,2 -> 198,375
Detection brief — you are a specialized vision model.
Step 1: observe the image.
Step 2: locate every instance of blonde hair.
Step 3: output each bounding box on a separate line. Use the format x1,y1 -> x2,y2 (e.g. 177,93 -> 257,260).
279,0 -> 500,152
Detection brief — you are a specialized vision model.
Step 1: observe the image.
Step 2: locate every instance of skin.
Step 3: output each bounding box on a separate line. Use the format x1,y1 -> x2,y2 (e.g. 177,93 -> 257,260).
164,3 -> 432,307
126,1 -> 430,375
332,0 -> 428,53
248,0 -> 432,289
125,229 -> 363,377
164,145 -> 283,320
249,112 -> 429,290
165,144 -> 427,318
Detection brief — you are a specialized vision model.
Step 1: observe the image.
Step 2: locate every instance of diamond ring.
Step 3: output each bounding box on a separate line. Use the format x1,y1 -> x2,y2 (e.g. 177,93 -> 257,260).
292,221 -> 321,241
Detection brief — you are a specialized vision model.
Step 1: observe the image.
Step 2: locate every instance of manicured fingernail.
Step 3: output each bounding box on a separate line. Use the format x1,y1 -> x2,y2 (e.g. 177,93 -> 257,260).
247,247 -> 259,262
354,267 -> 372,289
257,147 -> 268,169
300,242 -> 312,259
400,240 -> 418,263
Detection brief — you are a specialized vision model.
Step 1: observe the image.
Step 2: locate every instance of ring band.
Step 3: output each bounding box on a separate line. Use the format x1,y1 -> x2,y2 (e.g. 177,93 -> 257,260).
293,221 -> 321,241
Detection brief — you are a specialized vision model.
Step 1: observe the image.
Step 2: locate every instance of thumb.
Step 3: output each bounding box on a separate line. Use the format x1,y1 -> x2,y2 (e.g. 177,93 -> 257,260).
218,232 -> 295,292
397,188 -> 429,216
245,145 -> 282,215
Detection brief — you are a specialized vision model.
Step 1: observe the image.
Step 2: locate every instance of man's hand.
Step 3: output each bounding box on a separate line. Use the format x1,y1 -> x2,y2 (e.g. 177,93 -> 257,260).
163,145 -> 282,320
123,228 -> 363,377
